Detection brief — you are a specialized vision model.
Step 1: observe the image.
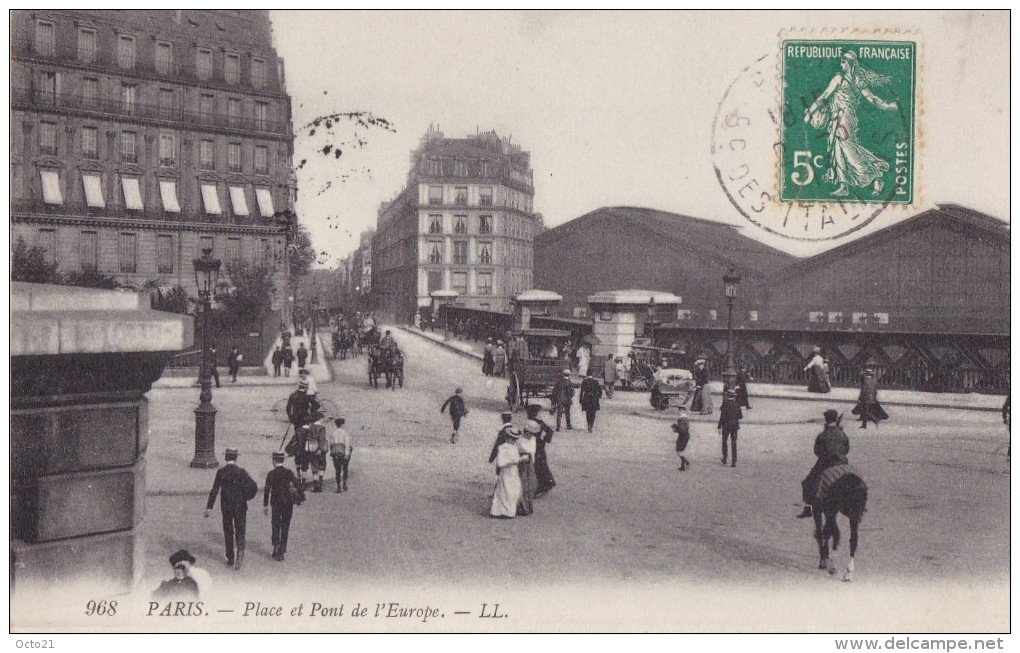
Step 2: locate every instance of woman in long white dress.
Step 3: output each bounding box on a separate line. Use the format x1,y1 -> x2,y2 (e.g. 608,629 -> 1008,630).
490,426 -> 524,519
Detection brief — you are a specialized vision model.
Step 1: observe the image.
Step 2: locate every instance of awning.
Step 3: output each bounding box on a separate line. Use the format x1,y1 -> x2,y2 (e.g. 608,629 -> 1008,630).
121,176 -> 143,210
200,183 -> 222,215
40,170 -> 63,205
229,185 -> 249,216
255,187 -> 274,217
159,180 -> 181,213
82,173 -> 104,208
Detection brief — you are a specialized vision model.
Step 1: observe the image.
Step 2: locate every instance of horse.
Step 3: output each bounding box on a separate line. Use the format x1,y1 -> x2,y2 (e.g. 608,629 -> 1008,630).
812,472 -> 868,582
367,345 -> 382,388
381,347 -> 404,389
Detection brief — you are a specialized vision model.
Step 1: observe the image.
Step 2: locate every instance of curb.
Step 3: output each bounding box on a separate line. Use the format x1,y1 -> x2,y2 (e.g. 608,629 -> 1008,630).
396,326 -> 484,363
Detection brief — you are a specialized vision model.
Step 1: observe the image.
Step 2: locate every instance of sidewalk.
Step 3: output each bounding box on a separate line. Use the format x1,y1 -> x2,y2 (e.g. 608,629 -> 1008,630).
396,325 -> 1005,412
153,331 -> 334,389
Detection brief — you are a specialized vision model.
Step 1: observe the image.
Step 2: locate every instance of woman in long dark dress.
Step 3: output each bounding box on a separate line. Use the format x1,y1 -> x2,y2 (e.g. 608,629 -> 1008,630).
735,363 -> 753,409
516,426 -> 537,516
853,369 -> 888,428
526,404 -> 556,495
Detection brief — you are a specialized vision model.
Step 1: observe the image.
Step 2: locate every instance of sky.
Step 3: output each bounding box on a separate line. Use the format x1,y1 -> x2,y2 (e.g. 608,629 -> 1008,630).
269,10 -> 1010,268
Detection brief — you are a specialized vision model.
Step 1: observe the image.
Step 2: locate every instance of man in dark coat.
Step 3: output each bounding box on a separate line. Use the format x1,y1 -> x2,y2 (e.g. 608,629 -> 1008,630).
271,347 -> 283,377
440,387 -> 468,444
854,369 -> 888,429
205,447 -> 258,569
552,369 -> 575,432
209,343 -> 221,388
718,389 -> 743,467
482,338 -> 494,376
227,346 -> 242,383
579,370 -> 603,433
797,409 -> 851,518
264,451 -> 300,561
296,343 -> 309,369
282,345 -> 295,377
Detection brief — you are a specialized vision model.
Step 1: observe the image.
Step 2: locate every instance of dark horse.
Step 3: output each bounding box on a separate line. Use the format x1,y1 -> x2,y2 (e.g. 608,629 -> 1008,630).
812,472 -> 868,582
367,345 -> 383,388
382,348 -> 403,390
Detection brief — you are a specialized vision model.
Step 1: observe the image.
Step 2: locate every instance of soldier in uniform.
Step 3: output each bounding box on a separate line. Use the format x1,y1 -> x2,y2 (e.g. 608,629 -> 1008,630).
204,447 -> 258,569
264,451 -> 301,561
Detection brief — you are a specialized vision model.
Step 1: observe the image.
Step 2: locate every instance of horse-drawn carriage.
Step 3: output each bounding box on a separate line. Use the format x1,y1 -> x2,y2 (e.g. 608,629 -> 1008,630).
649,368 -> 697,410
505,328 -> 572,411
623,339 -> 691,391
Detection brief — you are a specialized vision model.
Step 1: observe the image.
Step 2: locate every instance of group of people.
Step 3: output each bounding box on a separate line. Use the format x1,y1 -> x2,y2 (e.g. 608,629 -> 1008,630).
490,407 -> 557,518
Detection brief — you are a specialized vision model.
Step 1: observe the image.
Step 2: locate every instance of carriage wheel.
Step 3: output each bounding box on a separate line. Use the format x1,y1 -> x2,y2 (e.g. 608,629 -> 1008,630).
507,373 -> 522,412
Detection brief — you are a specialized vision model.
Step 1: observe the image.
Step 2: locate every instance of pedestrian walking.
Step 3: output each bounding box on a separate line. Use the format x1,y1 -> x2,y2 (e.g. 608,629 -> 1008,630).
718,390 -> 743,467
209,343 -> 221,388
804,346 -> 831,393
552,369 -> 575,431
228,346 -> 242,383
297,343 -> 309,370
603,355 -> 617,399
204,447 -> 258,569
282,345 -> 294,377
489,412 -> 516,466
306,411 -> 330,493
579,370 -> 603,433
490,426 -> 524,519
271,347 -> 283,377
673,407 -> 692,471
440,387 -> 468,443
577,343 -> 591,378
517,423 -> 538,516
690,359 -> 713,414
329,417 -> 353,492
735,363 -> 753,409
492,340 -> 507,377
853,369 -> 888,429
525,404 -> 556,494
263,451 -> 302,561
482,338 -> 494,376
797,409 -> 850,519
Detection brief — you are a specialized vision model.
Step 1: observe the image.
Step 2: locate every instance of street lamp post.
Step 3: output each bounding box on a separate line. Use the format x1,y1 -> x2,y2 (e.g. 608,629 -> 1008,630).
191,248 -> 222,469
311,297 -> 320,363
722,267 -> 742,397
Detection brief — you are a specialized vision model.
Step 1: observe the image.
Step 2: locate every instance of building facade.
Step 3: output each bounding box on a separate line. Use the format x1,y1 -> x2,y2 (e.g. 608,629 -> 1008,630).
372,128 -> 540,323
11,10 -> 296,309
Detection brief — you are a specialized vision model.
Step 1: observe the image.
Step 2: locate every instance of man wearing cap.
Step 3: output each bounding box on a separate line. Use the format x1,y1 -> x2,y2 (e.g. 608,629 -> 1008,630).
797,409 -> 851,518
718,389 -> 743,467
205,448 -> 258,569
329,418 -> 353,492
552,370 -> 575,431
286,380 -> 317,429
152,550 -> 200,600
579,369 -> 603,433
441,387 -> 468,444
264,452 -> 300,561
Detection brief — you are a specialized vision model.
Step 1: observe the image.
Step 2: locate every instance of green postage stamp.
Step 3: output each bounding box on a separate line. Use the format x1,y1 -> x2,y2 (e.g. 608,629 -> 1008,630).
780,40 -> 916,204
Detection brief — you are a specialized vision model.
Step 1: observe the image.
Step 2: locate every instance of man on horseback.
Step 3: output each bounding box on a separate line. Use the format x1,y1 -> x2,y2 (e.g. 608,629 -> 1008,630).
797,409 -> 850,519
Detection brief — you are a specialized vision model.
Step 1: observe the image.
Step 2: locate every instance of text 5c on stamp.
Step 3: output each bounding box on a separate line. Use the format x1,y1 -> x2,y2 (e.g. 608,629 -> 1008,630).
781,40 -> 915,204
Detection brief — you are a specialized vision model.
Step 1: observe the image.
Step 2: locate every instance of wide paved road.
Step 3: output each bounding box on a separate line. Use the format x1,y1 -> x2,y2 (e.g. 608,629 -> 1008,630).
134,328 -> 1009,631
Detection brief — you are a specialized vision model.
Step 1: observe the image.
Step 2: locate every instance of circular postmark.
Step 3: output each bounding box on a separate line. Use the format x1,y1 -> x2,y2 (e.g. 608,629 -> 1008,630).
711,49 -> 914,242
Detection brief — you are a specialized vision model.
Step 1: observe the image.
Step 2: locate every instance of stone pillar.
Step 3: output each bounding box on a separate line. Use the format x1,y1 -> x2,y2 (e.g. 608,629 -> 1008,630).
10,283 -> 192,603
512,289 -> 562,331
587,289 -> 682,359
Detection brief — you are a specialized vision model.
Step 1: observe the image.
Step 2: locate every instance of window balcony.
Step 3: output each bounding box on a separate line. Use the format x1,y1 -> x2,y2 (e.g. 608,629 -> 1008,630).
11,87 -> 289,136
11,198 -> 279,227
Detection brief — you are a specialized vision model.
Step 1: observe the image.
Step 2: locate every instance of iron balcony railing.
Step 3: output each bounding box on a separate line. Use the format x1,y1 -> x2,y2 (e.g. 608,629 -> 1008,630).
11,198 -> 281,228
12,87 -> 289,136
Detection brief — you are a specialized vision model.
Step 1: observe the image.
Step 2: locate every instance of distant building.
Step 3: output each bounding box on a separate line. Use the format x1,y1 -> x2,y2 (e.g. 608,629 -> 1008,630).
347,229 -> 374,311
11,10 -> 296,311
372,127 -> 540,323
533,206 -> 794,321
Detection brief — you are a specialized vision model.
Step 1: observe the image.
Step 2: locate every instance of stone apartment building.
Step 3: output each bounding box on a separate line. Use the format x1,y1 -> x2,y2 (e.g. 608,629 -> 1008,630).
10,10 -> 296,309
372,127 -> 541,323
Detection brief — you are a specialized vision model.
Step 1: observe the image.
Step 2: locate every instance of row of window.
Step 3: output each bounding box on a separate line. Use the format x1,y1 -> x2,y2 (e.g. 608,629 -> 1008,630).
425,270 -> 494,296
427,214 -> 492,235
36,168 -> 277,217
421,184 -> 535,213
425,241 -> 494,265
33,227 -> 275,275
34,18 -> 271,88
35,120 -> 272,174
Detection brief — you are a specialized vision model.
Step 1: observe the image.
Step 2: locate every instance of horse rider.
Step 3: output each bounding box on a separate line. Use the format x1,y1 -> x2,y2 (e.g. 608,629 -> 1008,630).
380,329 -> 396,351
797,409 -> 850,519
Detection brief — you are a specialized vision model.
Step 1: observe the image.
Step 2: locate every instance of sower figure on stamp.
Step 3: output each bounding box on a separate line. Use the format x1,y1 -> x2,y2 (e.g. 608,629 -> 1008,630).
204,447 -> 258,569
264,451 -> 301,561
803,51 -> 900,197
